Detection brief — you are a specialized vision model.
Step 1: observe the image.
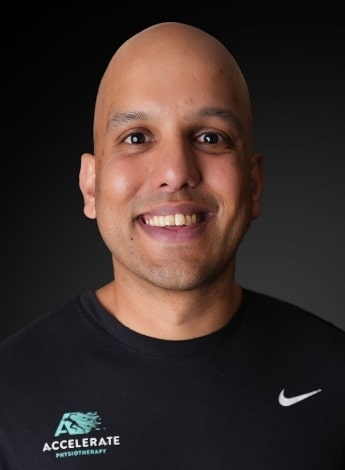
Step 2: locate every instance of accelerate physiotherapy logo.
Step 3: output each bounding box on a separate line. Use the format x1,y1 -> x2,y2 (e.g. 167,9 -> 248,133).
42,411 -> 120,460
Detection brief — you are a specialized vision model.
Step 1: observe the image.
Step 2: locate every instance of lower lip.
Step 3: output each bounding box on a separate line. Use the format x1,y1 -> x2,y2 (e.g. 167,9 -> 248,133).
137,218 -> 211,243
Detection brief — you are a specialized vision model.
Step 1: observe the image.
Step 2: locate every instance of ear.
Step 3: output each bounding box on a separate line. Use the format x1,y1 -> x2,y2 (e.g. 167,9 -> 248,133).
250,153 -> 264,219
79,153 -> 96,219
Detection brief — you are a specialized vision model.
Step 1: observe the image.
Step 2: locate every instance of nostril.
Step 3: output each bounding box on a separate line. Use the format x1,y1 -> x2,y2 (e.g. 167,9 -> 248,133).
159,181 -> 192,189
158,177 -> 201,192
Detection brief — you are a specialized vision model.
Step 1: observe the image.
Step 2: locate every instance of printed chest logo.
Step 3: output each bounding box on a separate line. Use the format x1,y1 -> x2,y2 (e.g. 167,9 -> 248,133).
42,411 -> 120,461
54,412 -> 101,436
278,388 -> 322,407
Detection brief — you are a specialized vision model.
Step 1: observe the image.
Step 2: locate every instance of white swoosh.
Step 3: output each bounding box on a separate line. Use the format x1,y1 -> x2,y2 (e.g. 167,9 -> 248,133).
278,388 -> 322,407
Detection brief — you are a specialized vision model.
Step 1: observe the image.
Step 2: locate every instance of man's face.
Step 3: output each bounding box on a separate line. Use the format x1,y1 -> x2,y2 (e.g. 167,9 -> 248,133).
80,47 -> 263,292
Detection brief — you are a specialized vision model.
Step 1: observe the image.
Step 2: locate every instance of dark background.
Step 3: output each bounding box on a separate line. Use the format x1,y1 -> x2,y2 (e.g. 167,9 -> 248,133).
2,13 -> 345,340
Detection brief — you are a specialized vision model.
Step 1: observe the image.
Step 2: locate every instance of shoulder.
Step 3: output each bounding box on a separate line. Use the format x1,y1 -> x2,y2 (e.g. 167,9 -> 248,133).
0,292 -> 92,361
241,287 -> 345,353
242,287 -> 345,330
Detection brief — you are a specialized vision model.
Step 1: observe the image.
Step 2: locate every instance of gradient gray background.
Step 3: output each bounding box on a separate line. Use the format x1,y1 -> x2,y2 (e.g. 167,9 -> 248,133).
2,16 -> 345,340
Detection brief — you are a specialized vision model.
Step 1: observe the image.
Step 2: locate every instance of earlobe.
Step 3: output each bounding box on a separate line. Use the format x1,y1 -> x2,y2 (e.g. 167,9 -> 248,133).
79,153 -> 97,219
250,153 -> 264,219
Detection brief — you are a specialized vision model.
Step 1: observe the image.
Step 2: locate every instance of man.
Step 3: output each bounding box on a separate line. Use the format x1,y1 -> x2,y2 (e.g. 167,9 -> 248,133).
1,22 -> 344,469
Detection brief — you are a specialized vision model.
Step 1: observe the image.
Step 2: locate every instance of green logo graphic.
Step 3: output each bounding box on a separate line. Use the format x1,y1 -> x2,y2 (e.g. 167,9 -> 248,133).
54,412 -> 101,437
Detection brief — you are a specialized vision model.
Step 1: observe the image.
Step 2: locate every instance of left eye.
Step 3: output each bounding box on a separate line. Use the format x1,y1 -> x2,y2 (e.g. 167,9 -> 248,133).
124,132 -> 147,144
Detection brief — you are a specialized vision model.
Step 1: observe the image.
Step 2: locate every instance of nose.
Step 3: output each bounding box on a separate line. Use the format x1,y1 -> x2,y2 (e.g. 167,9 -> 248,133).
151,139 -> 201,192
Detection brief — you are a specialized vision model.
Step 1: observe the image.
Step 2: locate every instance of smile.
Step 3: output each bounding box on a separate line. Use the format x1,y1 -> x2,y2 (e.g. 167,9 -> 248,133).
144,214 -> 199,227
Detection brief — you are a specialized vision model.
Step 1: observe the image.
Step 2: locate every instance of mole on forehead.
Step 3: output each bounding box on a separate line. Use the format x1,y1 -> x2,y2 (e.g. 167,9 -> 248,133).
107,107 -> 241,131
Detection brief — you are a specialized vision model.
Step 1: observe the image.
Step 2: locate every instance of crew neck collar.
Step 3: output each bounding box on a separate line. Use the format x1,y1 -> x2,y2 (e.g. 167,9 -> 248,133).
81,289 -> 246,358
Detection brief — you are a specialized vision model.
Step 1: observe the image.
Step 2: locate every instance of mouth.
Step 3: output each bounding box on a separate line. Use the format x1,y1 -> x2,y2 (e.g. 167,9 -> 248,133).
143,213 -> 200,227
136,203 -> 216,241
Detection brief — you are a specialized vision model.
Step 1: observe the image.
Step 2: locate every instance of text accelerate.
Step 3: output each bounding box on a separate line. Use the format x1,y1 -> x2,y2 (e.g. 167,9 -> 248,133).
42,435 -> 120,452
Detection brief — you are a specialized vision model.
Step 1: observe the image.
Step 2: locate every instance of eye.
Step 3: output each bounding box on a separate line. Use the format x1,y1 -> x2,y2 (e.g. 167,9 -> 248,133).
194,130 -> 237,153
196,131 -> 223,144
124,131 -> 148,145
198,132 -> 223,144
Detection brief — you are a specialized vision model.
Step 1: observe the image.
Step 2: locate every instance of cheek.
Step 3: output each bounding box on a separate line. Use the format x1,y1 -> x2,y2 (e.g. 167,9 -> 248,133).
205,159 -> 246,199
206,160 -> 252,229
97,159 -> 143,203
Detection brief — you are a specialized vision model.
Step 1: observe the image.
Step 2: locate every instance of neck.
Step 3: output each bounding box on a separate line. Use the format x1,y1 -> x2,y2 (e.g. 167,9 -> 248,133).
96,275 -> 243,340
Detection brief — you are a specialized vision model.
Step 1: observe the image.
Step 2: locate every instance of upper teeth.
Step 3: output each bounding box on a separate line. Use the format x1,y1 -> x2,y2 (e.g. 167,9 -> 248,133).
145,214 -> 198,227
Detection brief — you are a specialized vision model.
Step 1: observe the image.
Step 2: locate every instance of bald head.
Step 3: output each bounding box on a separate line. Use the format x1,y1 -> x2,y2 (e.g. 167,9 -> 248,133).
93,22 -> 253,155
79,22 -> 264,298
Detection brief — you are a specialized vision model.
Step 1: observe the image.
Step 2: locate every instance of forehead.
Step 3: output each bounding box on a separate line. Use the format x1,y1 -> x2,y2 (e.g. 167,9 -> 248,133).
101,52 -> 240,124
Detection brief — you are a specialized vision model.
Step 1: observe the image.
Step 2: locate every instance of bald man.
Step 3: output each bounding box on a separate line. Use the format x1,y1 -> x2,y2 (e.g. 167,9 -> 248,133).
1,22 -> 344,469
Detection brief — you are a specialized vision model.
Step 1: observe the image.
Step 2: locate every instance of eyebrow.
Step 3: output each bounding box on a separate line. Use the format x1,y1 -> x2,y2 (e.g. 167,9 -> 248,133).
107,107 -> 241,131
107,111 -> 149,130
197,107 -> 241,131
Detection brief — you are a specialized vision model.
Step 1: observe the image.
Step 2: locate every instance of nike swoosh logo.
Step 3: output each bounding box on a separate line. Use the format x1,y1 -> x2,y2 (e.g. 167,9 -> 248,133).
278,388 -> 322,407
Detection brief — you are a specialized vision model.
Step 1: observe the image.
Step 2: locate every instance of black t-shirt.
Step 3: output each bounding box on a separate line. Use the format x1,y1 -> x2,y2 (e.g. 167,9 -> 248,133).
1,288 -> 344,469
